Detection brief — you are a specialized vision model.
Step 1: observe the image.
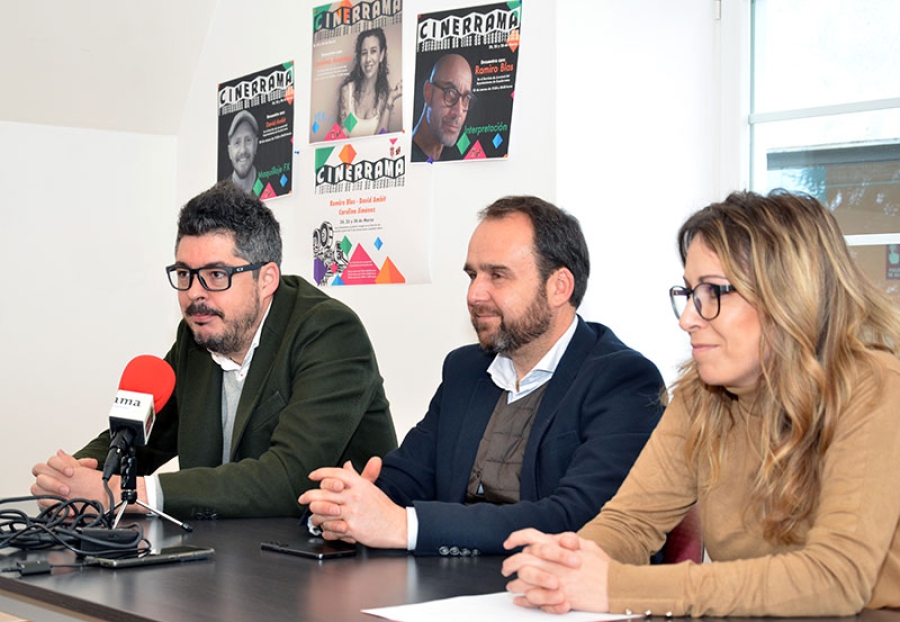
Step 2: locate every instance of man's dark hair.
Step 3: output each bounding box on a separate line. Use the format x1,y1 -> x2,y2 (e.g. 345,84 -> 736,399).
176,181 -> 282,267
479,196 -> 590,307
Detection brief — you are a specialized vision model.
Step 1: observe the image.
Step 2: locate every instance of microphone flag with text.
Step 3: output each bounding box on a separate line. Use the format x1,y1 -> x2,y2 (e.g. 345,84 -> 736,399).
102,355 -> 175,481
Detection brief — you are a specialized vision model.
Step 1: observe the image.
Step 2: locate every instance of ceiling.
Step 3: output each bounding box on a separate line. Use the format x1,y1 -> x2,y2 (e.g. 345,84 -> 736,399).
0,0 -> 218,135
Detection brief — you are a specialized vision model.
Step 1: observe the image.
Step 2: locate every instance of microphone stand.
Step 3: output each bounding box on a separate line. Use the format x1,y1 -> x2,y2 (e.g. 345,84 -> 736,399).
112,445 -> 193,532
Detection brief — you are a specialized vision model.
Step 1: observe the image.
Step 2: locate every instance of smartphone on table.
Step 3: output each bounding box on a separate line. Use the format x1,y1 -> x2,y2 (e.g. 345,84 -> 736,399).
87,545 -> 215,568
261,537 -> 357,560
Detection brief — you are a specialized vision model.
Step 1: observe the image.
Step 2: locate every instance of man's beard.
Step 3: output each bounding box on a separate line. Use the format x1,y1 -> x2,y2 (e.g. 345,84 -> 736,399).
471,287 -> 552,355
233,159 -> 254,179
187,296 -> 260,358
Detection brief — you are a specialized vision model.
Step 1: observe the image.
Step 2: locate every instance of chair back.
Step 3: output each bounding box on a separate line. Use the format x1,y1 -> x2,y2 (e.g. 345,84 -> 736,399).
662,505 -> 703,563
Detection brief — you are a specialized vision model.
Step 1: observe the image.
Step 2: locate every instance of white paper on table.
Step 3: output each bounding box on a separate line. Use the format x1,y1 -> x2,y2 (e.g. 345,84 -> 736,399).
362,591 -> 644,622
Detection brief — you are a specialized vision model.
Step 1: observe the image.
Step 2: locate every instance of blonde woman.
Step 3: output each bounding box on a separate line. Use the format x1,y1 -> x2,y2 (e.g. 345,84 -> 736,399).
502,190 -> 900,616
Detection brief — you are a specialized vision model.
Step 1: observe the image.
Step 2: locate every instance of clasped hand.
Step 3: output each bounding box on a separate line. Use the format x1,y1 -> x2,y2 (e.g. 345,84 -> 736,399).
31,449 -> 107,509
298,456 -> 408,549
501,528 -> 612,614
31,448 -> 151,515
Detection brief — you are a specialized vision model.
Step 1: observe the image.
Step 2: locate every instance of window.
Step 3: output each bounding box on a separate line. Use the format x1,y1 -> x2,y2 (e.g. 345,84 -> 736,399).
750,0 -> 900,299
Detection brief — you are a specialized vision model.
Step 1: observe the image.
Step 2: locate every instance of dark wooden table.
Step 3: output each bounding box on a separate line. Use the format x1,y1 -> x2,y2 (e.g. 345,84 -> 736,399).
2,512 -> 900,622
0,513 -> 509,622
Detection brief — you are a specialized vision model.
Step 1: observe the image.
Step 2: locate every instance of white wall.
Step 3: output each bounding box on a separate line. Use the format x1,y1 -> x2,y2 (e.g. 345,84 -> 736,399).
559,0 -> 729,385
0,0 -> 733,498
0,121 -> 181,497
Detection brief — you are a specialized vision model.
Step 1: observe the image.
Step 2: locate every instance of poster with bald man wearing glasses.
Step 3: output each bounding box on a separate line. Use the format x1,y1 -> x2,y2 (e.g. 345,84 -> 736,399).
411,2 -> 522,163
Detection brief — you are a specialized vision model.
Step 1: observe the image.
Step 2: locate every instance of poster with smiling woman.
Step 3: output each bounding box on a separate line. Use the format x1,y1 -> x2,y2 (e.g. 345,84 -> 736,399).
309,0 -> 404,143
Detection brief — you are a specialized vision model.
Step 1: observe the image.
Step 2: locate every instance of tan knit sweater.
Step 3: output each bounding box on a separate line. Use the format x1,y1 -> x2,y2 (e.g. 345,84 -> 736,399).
579,350 -> 900,617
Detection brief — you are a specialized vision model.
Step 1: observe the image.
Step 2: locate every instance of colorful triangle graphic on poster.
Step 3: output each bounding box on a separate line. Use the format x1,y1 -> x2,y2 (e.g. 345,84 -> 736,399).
326,123 -> 347,141
340,245 -> 378,285
375,257 -> 406,284
315,146 -> 336,170
463,140 -> 488,160
259,183 -> 278,200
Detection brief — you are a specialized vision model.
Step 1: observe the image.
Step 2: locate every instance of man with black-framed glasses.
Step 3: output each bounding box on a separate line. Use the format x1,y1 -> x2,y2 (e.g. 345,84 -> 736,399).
411,53 -> 474,162
32,181 -> 397,519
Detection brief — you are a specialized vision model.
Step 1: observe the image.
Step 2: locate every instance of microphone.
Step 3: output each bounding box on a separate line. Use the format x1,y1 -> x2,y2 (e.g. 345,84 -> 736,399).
102,355 -> 176,481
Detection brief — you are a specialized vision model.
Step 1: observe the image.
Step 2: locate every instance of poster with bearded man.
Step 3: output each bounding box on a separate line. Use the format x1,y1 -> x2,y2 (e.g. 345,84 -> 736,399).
217,62 -> 295,200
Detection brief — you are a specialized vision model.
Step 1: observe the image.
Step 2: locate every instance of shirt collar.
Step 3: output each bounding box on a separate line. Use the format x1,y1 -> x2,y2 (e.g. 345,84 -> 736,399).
210,299 -> 272,376
487,315 -> 579,402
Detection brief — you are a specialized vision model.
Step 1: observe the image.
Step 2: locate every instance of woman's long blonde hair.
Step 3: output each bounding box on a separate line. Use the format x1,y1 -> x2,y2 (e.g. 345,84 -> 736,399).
673,190 -> 900,544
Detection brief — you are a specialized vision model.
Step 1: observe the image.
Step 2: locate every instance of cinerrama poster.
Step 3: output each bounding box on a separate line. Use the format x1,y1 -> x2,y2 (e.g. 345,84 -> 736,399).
410,1 -> 522,163
311,136 -> 430,285
309,1 -> 404,143
217,62 -> 295,200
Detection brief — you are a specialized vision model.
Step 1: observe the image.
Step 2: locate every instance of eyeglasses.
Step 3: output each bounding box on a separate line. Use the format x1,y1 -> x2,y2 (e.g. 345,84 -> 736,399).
669,283 -> 737,320
430,81 -> 476,110
166,262 -> 267,292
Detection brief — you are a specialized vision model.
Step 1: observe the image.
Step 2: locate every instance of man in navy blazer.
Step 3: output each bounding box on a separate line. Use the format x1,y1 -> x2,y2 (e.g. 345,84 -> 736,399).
300,196 -> 664,555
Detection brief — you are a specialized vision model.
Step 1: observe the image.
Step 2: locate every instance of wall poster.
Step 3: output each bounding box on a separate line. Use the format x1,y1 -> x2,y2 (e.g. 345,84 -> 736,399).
410,1 -> 522,163
309,1 -> 404,143
311,136 -> 431,286
217,62 -> 295,200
